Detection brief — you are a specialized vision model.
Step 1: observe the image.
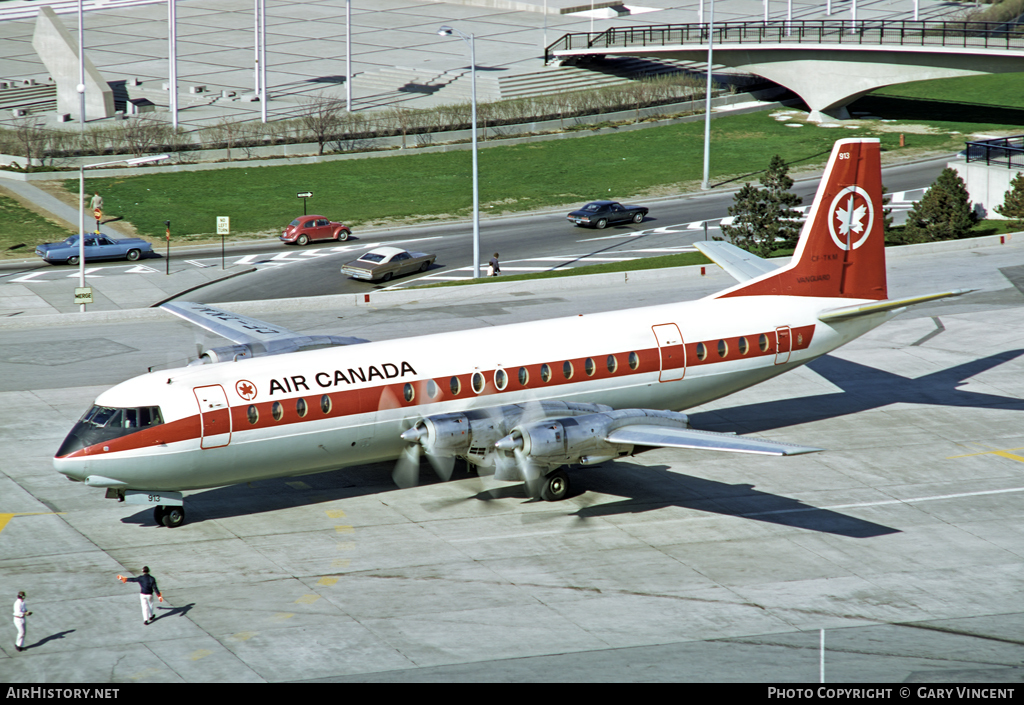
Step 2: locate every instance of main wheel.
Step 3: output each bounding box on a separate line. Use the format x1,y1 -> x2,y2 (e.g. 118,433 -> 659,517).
161,506 -> 185,528
380,272 -> 393,282
126,249 -> 141,261
595,219 -> 608,229
540,470 -> 570,501
297,234 -> 309,246
632,212 -> 644,224
67,255 -> 80,266
419,261 -> 430,272
153,506 -> 166,525
337,229 -> 350,241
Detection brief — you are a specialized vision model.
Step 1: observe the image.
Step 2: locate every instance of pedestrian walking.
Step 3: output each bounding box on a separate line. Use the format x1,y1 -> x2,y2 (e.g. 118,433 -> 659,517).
13,591 -> 31,652
89,192 -> 103,212
118,567 -> 162,625
488,253 -> 501,277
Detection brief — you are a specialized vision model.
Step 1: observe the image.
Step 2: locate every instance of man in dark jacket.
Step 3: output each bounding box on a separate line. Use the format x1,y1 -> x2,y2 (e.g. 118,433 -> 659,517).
118,566 -> 162,625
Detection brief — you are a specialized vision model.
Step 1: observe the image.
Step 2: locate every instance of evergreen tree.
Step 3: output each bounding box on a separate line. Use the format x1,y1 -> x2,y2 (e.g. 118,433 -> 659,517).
721,155 -> 803,257
995,171 -> 1024,229
901,167 -> 977,243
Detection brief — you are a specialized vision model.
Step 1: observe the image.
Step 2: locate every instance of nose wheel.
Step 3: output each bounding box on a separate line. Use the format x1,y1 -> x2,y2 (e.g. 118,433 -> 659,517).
153,505 -> 186,528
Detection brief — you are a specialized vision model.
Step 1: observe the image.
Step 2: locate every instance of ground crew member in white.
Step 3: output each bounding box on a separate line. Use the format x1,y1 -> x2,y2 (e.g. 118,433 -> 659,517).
118,566 -> 162,625
13,591 -> 31,652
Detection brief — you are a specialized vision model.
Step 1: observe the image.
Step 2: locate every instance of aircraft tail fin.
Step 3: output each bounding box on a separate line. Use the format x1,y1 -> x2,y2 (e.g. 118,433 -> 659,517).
719,138 -> 887,301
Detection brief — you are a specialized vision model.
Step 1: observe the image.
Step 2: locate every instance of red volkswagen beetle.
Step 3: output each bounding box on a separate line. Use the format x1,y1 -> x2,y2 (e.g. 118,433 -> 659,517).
280,215 -> 351,245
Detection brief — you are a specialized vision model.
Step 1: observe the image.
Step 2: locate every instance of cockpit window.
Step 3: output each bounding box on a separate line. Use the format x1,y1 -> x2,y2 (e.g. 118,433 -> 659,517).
57,405 -> 164,457
81,405 -> 163,429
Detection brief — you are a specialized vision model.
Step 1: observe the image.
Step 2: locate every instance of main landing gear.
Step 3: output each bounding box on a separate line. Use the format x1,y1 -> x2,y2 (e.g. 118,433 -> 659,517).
537,469 -> 570,502
153,505 -> 185,528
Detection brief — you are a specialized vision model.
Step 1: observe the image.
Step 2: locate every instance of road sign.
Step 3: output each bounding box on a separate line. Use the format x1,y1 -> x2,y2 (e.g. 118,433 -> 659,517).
297,191 -> 312,199
217,216 -> 230,235
93,208 -> 102,220
74,287 -> 93,305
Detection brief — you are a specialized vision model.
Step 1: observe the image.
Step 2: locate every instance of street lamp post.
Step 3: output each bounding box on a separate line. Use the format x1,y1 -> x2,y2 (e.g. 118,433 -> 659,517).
437,25 -> 480,279
701,0 -> 715,190
77,154 -> 170,312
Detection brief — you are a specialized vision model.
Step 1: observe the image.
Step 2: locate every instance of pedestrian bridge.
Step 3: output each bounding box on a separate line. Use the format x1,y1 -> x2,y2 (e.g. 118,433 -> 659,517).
545,21 -> 1024,121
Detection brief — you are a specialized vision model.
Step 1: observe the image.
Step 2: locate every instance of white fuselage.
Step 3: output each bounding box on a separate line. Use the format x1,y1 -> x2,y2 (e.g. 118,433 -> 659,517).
55,293 -> 887,492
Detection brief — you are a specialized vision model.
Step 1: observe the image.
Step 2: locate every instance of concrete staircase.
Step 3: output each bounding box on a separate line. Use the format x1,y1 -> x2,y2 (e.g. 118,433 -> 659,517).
354,56 -> 697,109
0,81 -> 57,116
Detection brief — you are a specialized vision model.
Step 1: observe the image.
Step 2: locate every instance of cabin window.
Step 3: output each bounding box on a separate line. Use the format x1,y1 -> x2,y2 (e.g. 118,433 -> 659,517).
607,355 -> 618,373
427,379 -> 439,399
450,376 -> 461,395
759,333 -> 770,352
696,343 -> 707,361
738,337 -> 749,355
403,383 -> 414,402
540,364 -> 552,383
320,394 -> 332,414
472,372 -> 485,393
494,369 -> 508,391
628,352 -> 639,370
247,405 -> 258,425
718,339 -> 728,358
562,360 -> 574,380
518,367 -> 529,386
584,358 -> 596,376
296,398 -> 307,418
272,401 -> 283,421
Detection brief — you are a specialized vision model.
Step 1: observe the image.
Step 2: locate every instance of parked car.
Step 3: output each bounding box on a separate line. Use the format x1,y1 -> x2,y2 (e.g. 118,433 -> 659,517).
35,234 -> 154,265
341,246 -> 436,283
280,215 -> 351,245
567,200 -> 649,229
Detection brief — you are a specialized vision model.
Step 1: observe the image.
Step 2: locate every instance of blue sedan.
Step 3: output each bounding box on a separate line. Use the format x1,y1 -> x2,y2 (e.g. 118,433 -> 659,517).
35,234 -> 154,265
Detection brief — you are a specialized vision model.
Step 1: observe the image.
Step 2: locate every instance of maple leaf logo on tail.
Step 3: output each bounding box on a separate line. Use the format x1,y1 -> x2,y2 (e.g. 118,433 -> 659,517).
828,186 -> 874,251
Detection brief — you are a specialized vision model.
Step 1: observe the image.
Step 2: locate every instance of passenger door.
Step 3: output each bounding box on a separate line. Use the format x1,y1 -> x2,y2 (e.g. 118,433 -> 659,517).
775,326 -> 792,365
194,384 -> 232,449
653,323 -> 686,382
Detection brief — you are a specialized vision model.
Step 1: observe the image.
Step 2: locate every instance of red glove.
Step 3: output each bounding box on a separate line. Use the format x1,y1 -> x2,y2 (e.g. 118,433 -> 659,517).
117,575 -> 127,583
158,593 -> 163,603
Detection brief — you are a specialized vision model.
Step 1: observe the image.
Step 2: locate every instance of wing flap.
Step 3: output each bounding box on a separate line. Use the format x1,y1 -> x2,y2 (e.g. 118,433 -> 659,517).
606,425 -> 821,456
693,241 -> 781,283
818,289 -> 976,323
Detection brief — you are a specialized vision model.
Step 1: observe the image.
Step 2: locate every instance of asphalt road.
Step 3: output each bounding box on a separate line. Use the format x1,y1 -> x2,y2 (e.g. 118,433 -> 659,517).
178,154 -> 951,304
1,154 -> 951,300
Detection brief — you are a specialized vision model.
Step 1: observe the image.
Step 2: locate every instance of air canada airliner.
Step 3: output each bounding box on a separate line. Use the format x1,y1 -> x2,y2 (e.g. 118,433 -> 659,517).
54,138 -> 970,527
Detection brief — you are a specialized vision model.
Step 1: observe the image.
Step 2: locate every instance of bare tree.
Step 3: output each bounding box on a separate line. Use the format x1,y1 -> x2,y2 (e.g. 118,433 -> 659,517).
116,115 -> 174,157
8,117 -> 48,171
299,94 -> 344,155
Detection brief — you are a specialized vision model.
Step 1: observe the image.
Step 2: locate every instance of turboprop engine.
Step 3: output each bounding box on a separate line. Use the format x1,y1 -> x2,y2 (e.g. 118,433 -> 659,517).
494,409 -> 692,470
393,401 -> 613,488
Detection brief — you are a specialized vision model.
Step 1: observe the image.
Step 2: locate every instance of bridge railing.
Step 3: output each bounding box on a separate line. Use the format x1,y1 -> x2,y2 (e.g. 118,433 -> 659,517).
966,135 -> 1024,169
545,21 -> 1024,62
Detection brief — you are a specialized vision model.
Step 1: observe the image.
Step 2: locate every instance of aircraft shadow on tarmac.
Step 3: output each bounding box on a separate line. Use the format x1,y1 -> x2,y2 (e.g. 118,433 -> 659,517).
691,349 -> 1024,436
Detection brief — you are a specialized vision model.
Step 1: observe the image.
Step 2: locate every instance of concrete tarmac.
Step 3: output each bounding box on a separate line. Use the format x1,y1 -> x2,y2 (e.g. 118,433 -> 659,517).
3,239 -> 1024,682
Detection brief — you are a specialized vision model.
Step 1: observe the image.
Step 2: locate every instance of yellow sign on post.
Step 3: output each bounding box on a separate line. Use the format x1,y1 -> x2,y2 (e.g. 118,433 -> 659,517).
74,287 -> 93,305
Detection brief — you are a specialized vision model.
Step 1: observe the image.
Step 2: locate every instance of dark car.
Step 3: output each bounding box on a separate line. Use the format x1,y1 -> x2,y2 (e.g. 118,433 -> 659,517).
341,246 -> 436,283
567,200 -> 649,229
35,234 -> 154,265
280,215 -> 351,245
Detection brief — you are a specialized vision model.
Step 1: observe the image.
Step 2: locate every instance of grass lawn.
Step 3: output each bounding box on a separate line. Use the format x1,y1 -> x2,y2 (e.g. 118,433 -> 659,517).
0,191 -> 74,258
417,251 -> 713,288
51,71 -> 1024,242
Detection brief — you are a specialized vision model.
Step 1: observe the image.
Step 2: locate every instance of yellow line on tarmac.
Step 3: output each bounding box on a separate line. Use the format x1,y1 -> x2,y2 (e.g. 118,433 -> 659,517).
0,512 -> 65,535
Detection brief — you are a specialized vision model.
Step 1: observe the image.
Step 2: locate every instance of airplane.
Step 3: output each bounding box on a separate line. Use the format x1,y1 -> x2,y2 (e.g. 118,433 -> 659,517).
54,138 -> 972,527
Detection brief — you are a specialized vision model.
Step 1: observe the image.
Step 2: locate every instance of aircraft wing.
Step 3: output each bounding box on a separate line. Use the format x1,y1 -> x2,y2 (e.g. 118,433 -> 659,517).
818,289 -> 976,323
605,425 -> 821,456
161,301 -> 369,363
693,241 -> 781,283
